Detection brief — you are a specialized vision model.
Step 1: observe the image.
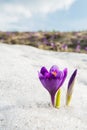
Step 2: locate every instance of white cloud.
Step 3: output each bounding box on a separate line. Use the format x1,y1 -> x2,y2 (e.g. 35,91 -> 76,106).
0,0 -> 76,17
32,0 -> 76,14
0,4 -> 32,22
0,0 -> 76,31
4,4 -> 32,18
16,0 -> 75,15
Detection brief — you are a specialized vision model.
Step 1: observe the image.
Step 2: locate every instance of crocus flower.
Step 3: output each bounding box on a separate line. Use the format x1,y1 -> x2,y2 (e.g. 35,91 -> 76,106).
38,65 -> 68,107
75,45 -> 81,52
85,47 -> 87,51
61,44 -> 68,51
66,69 -> 77,106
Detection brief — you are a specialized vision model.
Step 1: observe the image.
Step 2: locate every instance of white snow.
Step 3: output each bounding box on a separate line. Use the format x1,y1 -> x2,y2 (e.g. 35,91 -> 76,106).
0,43 -> 87,130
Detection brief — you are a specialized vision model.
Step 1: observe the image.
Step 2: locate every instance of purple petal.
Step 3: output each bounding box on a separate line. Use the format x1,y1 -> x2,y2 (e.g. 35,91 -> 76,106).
50,65 -> 59,73
57,71 -> 64,79
40,67 -> 48,75
38,72 -> 44,79
59,68 -> 68,87
39,78 -> 61,94
50,65 -> 59,79
68,69 -> 77,89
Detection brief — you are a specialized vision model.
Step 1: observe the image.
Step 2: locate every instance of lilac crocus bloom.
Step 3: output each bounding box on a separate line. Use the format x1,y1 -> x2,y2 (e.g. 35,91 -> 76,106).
85,47 -> 87,51
75,45 -> 81,52
61,44 -> 68,51
38,65 -> 68,106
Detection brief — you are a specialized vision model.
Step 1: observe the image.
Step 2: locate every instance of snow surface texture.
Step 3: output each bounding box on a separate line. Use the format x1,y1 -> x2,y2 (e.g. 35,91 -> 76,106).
0,43 -> 87,130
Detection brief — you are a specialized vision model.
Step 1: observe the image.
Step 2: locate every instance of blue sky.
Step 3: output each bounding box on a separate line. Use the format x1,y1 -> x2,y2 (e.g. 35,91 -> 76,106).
0,0 -> 87,32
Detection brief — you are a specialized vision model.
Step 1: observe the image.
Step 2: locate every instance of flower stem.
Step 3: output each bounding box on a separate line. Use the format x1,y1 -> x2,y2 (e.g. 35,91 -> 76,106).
66,94 -> 72,106
50,94 -> 55,106
55,89 -> 61,108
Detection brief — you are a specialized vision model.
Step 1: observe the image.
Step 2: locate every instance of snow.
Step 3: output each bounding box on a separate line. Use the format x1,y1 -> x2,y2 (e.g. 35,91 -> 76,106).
0,43 -> 87,130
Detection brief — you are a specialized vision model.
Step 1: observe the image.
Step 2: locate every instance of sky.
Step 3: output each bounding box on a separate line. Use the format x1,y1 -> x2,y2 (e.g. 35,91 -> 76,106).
0,0 -> 87,32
